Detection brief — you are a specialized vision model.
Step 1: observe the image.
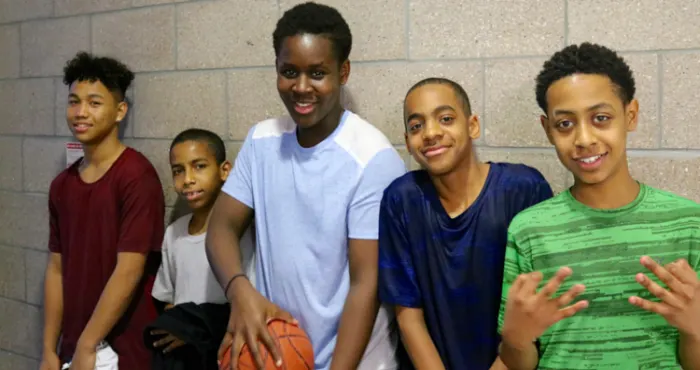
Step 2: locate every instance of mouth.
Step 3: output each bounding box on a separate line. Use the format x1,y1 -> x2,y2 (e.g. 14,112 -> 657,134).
574,153 -> 608,170
183,190 -> 204,201
72,122 -> 92,134
292,101 -> 316,115
422,145 -> 449,158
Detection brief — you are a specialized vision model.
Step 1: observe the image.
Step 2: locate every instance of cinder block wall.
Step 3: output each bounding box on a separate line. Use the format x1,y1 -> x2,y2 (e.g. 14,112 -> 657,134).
0,0 -> 698,368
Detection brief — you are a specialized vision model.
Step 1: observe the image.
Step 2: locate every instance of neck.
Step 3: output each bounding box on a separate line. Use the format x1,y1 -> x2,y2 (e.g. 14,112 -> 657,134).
430,153 -> 489,215
189,206 -> 213,235
297,105 -> 344,148
571,164 -> 640,209
82,130 -> 124,167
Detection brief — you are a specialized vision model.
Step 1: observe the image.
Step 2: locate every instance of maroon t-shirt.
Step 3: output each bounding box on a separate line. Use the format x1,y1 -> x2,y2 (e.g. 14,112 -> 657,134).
48,147 -> 165,369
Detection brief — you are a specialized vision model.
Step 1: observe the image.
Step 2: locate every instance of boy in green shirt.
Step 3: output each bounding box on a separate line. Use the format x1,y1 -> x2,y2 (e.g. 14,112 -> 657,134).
496,42 -> 700,370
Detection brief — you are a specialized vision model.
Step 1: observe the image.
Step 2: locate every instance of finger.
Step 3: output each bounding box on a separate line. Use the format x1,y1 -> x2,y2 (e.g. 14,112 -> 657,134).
555,283 -> 586,307
669,259 -> 698,286
553,300 -> 589,322
538,267 -> 573,298
163,340 -> 185,354
520,272 -> 543,296
150,329 -> 168,335
635,273 -> 685,308
258,324 -> 283,368
640,256 -> 685,293
629,296 -> 672,316
509,273 -> 528,295
244,329 -> 267,370
231,333 -> 244,370
153,335 -> 175,348
218,333 -> 233,362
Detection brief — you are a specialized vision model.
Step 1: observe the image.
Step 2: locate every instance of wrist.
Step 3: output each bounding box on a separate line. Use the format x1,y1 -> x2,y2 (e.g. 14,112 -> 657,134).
501,330 -> 534,352
680,329 -> 700,344
226,274 -> 251,301
76,334 -> 99,352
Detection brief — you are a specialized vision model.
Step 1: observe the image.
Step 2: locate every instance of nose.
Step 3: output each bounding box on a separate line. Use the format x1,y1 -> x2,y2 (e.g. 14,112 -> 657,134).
422,119 -> 443,142
574,121 -> 597,148
184,168 -> 195,184
73,101 -> 89,118
292,74 -> 313,94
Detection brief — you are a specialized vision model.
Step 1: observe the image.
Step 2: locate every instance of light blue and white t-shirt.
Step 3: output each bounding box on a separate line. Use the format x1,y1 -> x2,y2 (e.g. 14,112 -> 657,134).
222,110 -> 406,370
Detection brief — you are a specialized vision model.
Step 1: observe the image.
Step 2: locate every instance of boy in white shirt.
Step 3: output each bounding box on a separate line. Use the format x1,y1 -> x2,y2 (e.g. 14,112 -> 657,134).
150,129 -> 255,354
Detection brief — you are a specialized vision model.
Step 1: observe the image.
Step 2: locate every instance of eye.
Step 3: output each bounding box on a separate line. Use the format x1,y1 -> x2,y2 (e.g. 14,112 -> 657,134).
556,120 -> 574,130
310,71 -> 325,79
68,100 -> 78,106
172,168 -> 183,176
196,164 -> 207,170
90,101 -> 102,107
439,116 -> 454,124
281,69 -> 297,78
408,122 -> 423,132
593,115 -> 610,123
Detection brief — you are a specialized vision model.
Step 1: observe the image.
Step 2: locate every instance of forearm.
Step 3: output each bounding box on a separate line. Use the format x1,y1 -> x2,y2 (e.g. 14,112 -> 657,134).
77,264 -> 144,348
679,333 -> 700,370
330,282 -> 380,370
499,340 -> 539,370
397,318 -> 445,370
42,265 -> 63,353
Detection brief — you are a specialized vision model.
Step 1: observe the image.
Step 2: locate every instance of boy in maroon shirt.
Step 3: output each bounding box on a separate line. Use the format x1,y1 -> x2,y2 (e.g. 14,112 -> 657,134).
40,52 -> 165,370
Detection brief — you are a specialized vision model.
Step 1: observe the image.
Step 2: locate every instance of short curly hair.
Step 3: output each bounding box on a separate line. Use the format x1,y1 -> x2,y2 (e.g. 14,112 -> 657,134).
63,51 -> 134,102
535,42 -> 635,114
273,2 -> 352,64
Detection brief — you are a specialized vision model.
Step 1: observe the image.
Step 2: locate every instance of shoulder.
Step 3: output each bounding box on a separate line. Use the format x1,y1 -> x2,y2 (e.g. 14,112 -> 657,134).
491,162 -> 549,189
164,214 -> 192,245
382,171 -> 427,211
49,165 -> 77,197
249,116 -> 295,141
118,148 -> 160,180
643,184 -> 700,215
333,111 -> 398,169
508,191 -> 570,233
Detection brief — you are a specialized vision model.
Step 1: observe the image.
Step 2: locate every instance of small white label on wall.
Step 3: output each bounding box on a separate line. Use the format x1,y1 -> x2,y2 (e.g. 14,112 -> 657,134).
66,142 -> 84,168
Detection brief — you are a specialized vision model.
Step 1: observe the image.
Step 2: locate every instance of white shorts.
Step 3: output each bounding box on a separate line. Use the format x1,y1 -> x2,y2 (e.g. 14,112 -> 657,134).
62,342 -> 119,370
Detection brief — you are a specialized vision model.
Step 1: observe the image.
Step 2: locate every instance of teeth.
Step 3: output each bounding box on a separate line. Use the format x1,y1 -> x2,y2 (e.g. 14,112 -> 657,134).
296,103 -> 311,107
580,155 -> 601,164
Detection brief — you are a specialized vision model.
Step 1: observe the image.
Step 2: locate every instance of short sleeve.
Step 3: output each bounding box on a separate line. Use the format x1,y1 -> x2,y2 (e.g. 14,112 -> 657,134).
152,235 -> 174,303
497,224 -> 534,334
378,190 -> 421,308
222,128 -> 255,208
48,183 -> 61,253
117,166 -> 165,253
347,149 -> 406,240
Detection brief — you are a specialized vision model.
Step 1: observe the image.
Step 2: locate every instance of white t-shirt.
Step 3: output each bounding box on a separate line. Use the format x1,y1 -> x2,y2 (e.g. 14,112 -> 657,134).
152,214 -> 256,305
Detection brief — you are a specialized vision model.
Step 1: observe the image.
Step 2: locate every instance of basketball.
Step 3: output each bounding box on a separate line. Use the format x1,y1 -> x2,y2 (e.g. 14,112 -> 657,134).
219,320 -> 314,370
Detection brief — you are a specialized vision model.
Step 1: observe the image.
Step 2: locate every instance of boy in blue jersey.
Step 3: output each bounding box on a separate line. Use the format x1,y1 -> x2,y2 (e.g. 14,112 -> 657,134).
377,78 -> 553,370
206,2 -> 405,370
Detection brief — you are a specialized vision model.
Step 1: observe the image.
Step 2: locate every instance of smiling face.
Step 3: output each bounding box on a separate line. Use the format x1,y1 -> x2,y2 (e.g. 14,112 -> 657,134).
541,73 -> 638,186
66,80 -> 126,145
404,83 -> 480,176
276,33 -> 349,130
170,140 -> 231,211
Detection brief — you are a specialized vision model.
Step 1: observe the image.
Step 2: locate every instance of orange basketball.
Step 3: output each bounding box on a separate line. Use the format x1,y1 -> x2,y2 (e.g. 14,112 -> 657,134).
219,320 -> 314,370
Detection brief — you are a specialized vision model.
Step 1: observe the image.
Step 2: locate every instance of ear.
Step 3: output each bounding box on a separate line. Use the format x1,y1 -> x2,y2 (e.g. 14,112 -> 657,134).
467,114 -> 481,140
625,98 -> 639,133
220,160 -> 232,181
116,100 -> 128,123
541,115 -> 555,145
339,60 -> 350,86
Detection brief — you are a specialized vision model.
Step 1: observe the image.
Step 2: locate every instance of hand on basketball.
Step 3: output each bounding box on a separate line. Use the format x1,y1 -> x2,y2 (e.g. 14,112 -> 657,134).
501,267 -> 588,349
629,256 -> 700,339
151,329 -> 186,353
226,282 -> 298,370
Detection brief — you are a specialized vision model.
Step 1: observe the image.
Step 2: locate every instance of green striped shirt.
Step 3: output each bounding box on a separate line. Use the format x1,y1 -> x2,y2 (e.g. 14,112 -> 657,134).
498,183 -> 700,369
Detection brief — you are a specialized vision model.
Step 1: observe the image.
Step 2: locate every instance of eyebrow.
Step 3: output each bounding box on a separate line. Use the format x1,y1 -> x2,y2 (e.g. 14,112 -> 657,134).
68,93 -> 105,99
553,103 -> 615,116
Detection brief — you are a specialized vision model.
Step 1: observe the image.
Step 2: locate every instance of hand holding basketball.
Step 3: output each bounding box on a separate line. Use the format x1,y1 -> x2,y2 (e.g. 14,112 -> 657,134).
223,281 -> 297,370
501,267 -> 588,349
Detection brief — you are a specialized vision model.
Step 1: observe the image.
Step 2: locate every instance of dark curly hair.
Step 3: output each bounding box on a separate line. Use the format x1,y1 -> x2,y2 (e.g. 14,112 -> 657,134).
535,42 -> 635,114
273,2 -> 352,64
170,128 -> 227,165
63,51 -> 135,102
